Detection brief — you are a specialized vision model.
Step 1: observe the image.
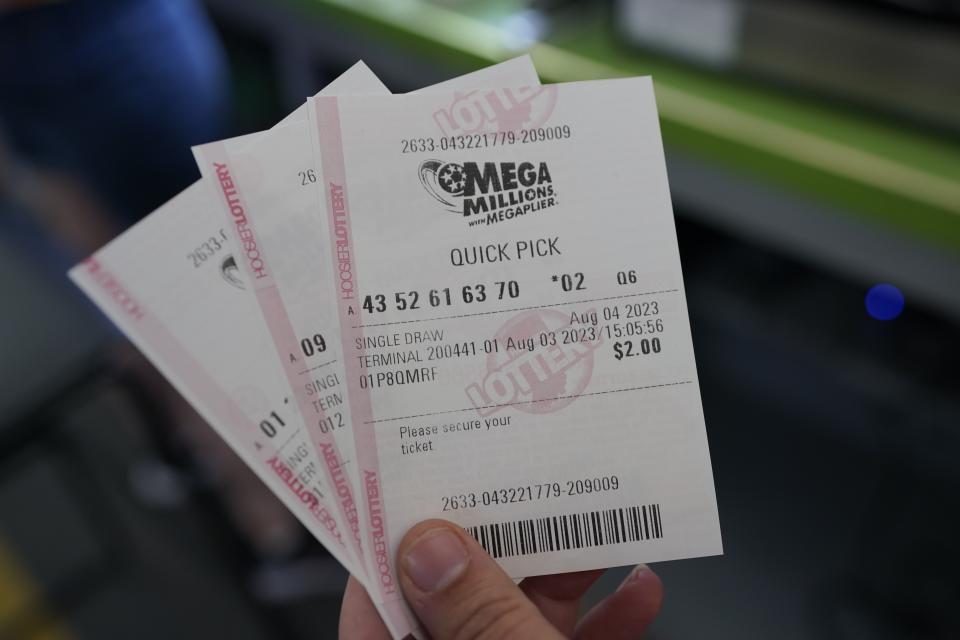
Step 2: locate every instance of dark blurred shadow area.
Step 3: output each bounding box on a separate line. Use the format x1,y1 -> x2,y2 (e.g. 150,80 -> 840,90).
1,0 -> 958,638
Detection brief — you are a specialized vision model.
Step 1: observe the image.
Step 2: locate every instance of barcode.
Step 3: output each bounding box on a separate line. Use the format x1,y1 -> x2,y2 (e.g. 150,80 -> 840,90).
466,504 -> 663,559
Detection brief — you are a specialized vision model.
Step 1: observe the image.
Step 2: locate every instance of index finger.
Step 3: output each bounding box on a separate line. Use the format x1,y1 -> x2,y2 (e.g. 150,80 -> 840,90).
519,570 -> 605,635
339,575 -> 392,640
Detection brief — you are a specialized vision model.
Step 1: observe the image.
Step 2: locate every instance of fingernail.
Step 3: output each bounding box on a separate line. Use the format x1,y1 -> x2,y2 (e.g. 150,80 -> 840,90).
402,528 -> 469,593
617,564 -> 649,591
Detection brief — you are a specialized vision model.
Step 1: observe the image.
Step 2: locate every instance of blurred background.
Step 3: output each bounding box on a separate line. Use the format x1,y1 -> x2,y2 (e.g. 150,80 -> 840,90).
1,0 -> 958,638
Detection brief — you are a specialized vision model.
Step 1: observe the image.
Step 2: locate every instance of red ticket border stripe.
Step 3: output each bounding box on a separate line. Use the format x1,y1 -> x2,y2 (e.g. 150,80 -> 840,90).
196,142 -> 367,576
313,96 -> 420,638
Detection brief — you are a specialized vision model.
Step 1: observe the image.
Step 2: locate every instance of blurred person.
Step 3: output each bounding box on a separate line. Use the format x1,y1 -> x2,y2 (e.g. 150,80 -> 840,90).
341,519 -> 664,639
0,0 -> 317,588
0,0 -> 229,232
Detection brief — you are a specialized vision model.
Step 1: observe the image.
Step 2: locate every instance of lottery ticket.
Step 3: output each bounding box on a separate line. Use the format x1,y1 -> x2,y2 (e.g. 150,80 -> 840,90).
68,181 -> 363,576
305,77 -> 723,636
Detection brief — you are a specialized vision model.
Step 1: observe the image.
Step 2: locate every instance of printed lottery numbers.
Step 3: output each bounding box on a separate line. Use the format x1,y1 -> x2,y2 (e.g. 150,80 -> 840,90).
300,333 -> 327,357
361,281 -> 520,315
187,229 -> 229,268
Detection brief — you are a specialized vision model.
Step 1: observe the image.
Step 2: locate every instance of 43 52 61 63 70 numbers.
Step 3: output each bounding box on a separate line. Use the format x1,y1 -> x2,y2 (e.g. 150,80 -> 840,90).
361,281 -> 520,314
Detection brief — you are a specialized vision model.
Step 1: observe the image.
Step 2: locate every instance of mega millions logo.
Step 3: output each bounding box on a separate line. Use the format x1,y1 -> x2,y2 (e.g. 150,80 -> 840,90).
419,160 -> 558,228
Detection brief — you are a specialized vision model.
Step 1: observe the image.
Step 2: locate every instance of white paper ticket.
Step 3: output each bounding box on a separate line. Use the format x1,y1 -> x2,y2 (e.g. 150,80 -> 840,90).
306,77 -> 723,635
192,58 -> 540,637
68,183 -> 363,575
69,62 -> 400,584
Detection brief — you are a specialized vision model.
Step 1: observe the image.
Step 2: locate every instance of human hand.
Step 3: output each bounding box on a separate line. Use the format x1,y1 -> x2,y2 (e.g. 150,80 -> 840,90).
340,518 -> 663,639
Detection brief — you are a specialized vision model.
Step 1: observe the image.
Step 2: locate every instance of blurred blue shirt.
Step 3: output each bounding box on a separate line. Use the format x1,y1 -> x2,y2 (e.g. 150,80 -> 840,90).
0,0 -> 229,223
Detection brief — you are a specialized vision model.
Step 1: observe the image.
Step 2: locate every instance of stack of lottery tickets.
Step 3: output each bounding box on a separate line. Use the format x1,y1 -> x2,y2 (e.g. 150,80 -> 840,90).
71,57 -> 722,638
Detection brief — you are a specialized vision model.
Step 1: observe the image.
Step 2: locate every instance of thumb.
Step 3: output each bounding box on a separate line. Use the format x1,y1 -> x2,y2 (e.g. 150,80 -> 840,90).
397,519 -> 564,640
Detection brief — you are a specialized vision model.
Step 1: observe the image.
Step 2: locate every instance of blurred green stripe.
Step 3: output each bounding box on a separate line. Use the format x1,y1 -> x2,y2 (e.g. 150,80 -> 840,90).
282,0 -> 960,253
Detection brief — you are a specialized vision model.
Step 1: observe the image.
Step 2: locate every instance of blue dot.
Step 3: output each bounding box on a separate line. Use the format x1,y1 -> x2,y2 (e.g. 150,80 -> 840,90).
865,284 -> 904,321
